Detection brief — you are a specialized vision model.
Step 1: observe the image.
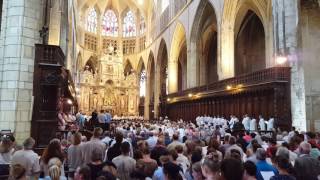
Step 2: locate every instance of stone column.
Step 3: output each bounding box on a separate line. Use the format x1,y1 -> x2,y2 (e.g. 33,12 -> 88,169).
48,0 -> 61,46
144,68 -> 151,120
0,0 -> 43,142
168,59 -> 178,93
219,26 -> 234,79
272,0 -> 307,131
187,41 -> 198,88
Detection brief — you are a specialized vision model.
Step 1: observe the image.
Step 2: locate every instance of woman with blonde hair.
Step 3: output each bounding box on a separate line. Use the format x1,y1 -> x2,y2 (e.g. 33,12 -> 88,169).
40,157 -> 67,180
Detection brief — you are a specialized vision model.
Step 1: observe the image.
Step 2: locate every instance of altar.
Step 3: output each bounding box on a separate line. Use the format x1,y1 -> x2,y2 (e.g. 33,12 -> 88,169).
78,52 -> 139,116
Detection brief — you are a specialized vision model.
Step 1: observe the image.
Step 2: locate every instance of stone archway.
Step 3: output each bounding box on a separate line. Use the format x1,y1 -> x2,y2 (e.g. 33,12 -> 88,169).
235,10 -> 266,75
221,0 -> 270,78
146,51 -> 155,120
137,57 -> 146,116
190,0 -> 218,86
155,39 -> 168,118
170,22 -> 187,92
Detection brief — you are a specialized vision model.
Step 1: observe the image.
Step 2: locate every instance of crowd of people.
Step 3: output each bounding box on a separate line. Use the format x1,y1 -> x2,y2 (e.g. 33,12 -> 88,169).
1,114 -> 320,180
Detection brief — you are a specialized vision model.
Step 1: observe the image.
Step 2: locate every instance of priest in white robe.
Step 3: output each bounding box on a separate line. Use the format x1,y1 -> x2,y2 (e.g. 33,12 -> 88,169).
259,115 -> 266,131
250,118 -> 257,132
267,117 -> 274,131
242,115 -> 250,131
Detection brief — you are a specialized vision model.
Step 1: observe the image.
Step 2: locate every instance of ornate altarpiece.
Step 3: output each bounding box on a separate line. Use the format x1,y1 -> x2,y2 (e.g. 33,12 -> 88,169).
79,53 -> 139,116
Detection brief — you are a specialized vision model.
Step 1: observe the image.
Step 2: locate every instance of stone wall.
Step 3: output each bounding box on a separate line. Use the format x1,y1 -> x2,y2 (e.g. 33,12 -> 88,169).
300,3 -> 320,131
0,0 -> 43,142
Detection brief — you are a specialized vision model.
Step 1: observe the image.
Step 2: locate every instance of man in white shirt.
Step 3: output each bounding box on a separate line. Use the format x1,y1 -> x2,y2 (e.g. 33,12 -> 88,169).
11,137 -> 40,179
175,145 -> 189,173
112,142 -> 136,180
81,127 -> 106,164
146,131 -> 158,150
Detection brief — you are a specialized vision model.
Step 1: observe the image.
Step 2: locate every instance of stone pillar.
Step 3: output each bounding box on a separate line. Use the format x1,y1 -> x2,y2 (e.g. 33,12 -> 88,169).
0,0 -> 43,142
48,0 -> 61,46
154,66 -> 160,118
187,41 -> 198,88
272,0 -> 307,131
168,59 -> 178,93
219,27 -> 234,79
144,76 -> 150,120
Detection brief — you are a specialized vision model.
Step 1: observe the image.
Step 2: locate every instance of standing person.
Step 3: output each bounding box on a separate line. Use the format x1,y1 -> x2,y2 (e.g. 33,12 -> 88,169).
250,118 -> 257,132
89,110 -> 98,130
106,132 -> 123,161
105,110 -> 112,131
293,142 -> 320,180
242,115 -> 250,131
112,142 -> 136,180
98,110 -> 107,130
11,137 -> 40,179
267,117 -> 275,131
68,132 -> 83,178
81,127 -> 106,164
0,136 -> 14,164
271,155 -> 295,180
255,148 -> 278,180
201,158 -> 221,180
40,139 -> 65,177
76,110 -> 86,130
258,115 -> 266,131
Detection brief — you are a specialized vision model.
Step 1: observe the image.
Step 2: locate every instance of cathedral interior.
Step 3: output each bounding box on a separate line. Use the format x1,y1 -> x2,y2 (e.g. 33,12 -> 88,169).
0,0 -> 319,144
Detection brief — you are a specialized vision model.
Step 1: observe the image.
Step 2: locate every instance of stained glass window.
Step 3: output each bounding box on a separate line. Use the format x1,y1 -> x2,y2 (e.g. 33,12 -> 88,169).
102,10 -> 118,37
86,8 -> 97,33
123,10 -> 136,37
140,70 -> 146,97
140,16 -> 146,35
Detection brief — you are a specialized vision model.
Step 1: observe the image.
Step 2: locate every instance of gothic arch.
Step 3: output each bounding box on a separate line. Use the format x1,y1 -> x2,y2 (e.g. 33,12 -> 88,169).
84,56 -> 98,74
170,22 -> 187,91
76,52 -> 83,72
137,57 -> 145,73
190,0 -> 218,86
235,10 -> 266,75
220,0 -> 269,77
156,39 -> 168,96
146,51 -> 156,119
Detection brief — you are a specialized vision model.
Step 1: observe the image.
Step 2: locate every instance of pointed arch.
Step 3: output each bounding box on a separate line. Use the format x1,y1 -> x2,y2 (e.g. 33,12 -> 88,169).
170,22 -> 187,92
234,10 -> 266,75
84,56 -> 98,74
156,39 -> 169,96
190,0 -> 218,86
137,57 -> 146,73
146,51 -> 156,119
76,52 -> 83,72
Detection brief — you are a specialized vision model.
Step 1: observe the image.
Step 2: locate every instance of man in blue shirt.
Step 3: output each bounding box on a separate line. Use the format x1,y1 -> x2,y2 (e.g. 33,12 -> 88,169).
105,110 -> 112,130
255,148 -> 278,180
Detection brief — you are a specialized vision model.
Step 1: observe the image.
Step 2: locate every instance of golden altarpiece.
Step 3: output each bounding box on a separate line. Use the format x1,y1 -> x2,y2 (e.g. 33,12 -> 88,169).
78,47 -> 139,116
